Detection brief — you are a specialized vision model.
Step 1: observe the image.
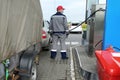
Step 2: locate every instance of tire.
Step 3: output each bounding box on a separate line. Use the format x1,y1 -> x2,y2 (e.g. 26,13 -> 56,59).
42,45 -> 50,51
42,39 -> 51,51
20,62 -> 37,80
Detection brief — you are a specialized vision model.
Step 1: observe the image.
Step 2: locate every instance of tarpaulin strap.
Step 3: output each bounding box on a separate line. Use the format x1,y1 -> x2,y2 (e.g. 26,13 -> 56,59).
2,59 -> 10,80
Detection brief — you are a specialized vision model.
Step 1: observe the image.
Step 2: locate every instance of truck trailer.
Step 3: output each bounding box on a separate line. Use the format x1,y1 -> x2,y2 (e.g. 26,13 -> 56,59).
0,0 -> 43,80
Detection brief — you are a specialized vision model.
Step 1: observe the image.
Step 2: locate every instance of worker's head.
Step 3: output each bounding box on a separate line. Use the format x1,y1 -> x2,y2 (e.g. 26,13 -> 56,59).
57,5 -> 65,13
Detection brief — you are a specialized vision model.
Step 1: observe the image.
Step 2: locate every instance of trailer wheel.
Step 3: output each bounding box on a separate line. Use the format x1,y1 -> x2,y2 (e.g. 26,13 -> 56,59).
20,62 -> 37,80
31,62 -> 37,80
19,51 -> 38,80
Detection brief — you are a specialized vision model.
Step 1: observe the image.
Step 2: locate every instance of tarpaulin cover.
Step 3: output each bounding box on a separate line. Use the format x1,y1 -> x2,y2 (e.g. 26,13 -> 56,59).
0,0 -> 43,62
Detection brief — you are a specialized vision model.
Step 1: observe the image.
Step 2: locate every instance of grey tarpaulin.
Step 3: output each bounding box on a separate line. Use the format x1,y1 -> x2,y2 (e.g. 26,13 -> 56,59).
0,0 -> 43,62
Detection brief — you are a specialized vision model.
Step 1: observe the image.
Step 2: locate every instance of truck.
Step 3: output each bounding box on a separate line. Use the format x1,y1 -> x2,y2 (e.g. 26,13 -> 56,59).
0,0 -> 43,80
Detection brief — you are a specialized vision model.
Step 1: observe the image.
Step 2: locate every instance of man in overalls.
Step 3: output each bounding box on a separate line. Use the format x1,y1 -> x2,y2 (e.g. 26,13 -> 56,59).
49,5 -> 69,59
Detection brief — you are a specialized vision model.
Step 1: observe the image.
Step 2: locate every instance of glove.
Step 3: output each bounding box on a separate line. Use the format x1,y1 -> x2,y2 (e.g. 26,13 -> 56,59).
66,30 -> 69,38
48,30 -> 53,36
66,30 -> 70,35
48,30 -> 52,33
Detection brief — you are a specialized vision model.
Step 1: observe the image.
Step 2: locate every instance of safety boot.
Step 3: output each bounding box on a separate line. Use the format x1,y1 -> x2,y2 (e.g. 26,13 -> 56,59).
61,51 -> 68,59
50,51 -> 57,59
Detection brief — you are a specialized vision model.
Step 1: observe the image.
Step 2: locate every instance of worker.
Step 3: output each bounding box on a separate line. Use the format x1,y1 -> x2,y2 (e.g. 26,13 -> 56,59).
49,5 -> 69,59
81,22 -> 87,44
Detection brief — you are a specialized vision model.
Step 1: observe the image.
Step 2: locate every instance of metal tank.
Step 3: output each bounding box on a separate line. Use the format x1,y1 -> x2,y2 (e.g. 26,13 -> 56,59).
86,4 -> 106,56
86,0 -> 99,19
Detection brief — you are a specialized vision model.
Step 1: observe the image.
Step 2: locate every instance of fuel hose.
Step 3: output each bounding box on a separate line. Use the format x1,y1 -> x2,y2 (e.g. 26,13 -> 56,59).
69,8 -> 105,31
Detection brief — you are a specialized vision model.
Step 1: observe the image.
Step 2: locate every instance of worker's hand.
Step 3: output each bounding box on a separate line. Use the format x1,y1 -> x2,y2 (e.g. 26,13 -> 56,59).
66,30 -> 70,36
48,30 -> 53,34
48,30 -> 53,36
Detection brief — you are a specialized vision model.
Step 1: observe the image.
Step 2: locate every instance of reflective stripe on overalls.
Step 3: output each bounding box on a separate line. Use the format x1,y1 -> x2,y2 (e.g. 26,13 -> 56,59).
51,32 -> 67,51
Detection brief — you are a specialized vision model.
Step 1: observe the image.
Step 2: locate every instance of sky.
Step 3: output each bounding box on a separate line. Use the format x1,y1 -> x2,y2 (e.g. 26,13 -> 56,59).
40,0 -> 106,22
99,0 -> 106,4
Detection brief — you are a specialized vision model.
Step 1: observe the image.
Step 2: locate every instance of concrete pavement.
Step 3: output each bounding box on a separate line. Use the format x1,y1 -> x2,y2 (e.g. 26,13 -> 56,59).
37,34 -> 83,80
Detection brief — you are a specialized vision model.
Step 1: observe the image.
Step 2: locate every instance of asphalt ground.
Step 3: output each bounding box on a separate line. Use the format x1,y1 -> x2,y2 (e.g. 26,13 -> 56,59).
37,34 -> 83,80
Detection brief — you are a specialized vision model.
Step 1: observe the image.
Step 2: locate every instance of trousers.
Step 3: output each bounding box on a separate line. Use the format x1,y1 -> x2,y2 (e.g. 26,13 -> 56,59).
82,31 -> 87,40
51,33 -> 67,51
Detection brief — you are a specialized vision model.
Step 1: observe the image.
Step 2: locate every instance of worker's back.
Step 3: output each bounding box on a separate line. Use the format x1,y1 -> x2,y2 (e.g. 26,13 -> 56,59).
50,12 -> 68,32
